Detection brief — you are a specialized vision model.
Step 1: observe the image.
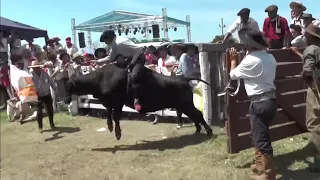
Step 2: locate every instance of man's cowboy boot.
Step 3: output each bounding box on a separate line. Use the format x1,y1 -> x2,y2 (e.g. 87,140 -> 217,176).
251,148 -> 264,173
250,154 -> 276,180
309,155 -> 320,172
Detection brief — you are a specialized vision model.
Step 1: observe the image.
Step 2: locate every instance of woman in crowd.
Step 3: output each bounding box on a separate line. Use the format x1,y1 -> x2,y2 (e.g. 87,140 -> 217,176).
29,59 -> 57,133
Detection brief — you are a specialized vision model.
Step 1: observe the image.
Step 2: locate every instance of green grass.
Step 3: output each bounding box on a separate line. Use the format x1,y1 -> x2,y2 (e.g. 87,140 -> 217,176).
0,112 -> 319,180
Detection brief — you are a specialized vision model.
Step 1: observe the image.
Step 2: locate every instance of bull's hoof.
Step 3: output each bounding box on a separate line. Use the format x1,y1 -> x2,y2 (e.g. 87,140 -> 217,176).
206,130 -> 214,137
107,121 -> 113,132
115,133 -> 122,140
194,129 -> 201,134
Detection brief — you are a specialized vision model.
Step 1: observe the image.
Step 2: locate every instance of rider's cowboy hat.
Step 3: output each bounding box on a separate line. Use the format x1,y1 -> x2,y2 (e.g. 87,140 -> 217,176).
302,24 -> 320,39
289,1 -> 306,11
28,58 -> 44,68
100,30 -> 116,42
94,48 -> 107,58
238,28 -> 268,50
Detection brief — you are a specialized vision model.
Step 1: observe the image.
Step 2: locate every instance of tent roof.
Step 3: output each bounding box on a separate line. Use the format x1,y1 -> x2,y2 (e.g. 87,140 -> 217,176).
0,17 -> 48,39
75,10 -> 189,32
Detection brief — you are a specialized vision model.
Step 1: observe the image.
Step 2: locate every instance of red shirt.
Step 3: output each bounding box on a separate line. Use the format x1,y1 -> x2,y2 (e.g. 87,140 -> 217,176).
263,16 -> 290,42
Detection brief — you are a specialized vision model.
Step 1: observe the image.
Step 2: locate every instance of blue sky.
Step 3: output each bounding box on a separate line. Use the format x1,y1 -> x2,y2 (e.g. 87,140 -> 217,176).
1,0 -> 319,47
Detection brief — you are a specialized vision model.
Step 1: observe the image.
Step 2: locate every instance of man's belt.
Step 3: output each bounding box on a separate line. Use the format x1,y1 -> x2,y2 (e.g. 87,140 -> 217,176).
249,90 -> 276,102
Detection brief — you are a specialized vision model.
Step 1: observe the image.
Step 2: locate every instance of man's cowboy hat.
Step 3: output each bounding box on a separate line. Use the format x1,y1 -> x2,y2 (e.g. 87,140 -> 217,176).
72,52 -> 83,61
94,48 -> 107,58
302,24 -> 320,39
28,58 -> 44,68
52,37 -> 61,41
46,38 -> 55,44
238,28 -> 268,49
100,30 -> 116,42
301,13 -> 315,20
289,1 -> 307,11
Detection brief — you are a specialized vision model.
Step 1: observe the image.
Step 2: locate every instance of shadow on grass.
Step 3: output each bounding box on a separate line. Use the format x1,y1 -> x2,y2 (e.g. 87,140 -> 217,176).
43,126 -> 81,142
239,142 -> 320,180
91,133 -> 215,154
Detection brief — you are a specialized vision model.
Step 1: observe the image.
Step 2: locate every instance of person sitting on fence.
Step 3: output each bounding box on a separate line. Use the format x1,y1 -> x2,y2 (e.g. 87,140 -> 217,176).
290,24 -> 320,172
222,8 -> 260,44
263,5 -> 291,49
29,59 -> 57,133
290,1 -> 307,27
229,28 -> 277,179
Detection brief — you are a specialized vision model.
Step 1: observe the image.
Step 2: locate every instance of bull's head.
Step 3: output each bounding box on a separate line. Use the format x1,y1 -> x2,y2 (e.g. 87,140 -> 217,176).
64,68 -> 101,104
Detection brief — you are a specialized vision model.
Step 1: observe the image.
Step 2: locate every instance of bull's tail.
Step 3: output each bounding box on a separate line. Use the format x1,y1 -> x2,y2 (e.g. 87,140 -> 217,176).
184,78 -> 211,86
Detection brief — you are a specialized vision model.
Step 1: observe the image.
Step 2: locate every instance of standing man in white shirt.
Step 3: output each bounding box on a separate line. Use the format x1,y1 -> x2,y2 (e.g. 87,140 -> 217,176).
229,29 -> 277,180
64,37 -> 78,57
91,30 -> 144,111
222,8 -> 260,43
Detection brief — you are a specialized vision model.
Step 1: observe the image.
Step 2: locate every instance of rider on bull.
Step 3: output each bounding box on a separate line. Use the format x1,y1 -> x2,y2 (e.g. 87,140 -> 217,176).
92,30 -> 145,111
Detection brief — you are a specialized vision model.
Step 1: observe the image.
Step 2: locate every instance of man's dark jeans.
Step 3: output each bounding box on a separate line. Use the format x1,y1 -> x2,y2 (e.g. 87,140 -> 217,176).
249,99 -> 277,155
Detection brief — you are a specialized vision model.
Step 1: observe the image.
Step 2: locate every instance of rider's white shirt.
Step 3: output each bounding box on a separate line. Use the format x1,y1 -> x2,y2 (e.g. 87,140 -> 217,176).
229,50 -> 276,96
97,36 -> 142,64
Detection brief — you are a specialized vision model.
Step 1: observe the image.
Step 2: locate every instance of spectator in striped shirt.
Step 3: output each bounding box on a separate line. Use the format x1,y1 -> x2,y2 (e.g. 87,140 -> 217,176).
29,59 -> 57,133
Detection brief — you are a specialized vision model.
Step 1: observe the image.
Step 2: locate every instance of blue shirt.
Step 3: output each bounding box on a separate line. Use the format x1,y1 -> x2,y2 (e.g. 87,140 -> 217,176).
176,53 -> 200,78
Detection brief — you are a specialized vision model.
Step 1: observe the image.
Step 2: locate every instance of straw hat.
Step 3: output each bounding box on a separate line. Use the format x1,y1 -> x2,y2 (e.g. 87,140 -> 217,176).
289,1 -> 306,11
238,28 -> 268,50
72,52 -> 83,61
28,59 -> 44,68
302,24 -> 320,39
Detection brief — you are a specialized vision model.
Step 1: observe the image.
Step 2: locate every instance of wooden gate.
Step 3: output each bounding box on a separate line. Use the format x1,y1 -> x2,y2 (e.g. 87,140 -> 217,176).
225,49 -> 308,154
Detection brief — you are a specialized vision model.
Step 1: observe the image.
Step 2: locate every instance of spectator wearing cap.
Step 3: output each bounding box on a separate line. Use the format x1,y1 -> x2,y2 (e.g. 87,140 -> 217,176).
263,5 -> 290,49
290,1 -> 307,26
92,30 -> 145,111
301,13 -> 320,28
223,8 -> 260,44
290,24 -> 307,47
228,29 -> 277,179
290,24 -> 320,172
64,37 -> 78,57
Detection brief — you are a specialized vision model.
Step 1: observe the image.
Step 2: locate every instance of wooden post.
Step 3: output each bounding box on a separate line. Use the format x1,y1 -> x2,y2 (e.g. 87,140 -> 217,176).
70,95 -> 79,116
199,51 -> 212,125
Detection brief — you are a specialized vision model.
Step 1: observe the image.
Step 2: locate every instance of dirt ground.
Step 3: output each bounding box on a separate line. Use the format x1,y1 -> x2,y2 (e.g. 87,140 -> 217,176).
0,112 -> 319,180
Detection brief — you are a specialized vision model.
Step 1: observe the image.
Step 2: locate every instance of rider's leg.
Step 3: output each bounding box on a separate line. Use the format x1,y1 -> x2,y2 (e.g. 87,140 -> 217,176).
130,53 -> 146,111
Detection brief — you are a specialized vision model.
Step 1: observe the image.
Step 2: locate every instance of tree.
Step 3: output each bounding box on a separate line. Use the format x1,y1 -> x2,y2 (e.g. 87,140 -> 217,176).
211,35 -> 238,44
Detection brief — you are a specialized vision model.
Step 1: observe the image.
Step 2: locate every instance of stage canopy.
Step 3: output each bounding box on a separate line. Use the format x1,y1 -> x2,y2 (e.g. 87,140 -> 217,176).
0,17 -> 48,39
74,10 -> 190,32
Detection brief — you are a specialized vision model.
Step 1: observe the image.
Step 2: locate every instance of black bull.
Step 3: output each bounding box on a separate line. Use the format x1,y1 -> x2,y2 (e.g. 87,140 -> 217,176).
65,64 -> 213,140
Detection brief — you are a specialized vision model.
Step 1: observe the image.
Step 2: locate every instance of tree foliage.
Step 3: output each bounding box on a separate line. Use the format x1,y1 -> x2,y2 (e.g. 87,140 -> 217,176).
211,35 -> 238,44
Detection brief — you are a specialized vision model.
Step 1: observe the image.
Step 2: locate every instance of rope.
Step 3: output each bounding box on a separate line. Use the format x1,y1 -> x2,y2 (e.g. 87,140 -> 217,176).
217,79 -> 241,97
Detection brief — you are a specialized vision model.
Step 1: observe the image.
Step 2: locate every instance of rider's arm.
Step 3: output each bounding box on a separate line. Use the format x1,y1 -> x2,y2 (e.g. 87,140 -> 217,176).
97,43 -> 117,64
